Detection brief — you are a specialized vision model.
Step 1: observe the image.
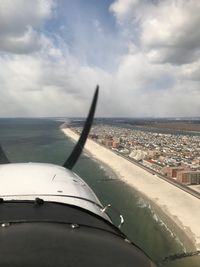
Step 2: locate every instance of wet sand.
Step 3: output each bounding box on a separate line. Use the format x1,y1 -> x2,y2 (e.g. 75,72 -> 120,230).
62,127 -> 200,250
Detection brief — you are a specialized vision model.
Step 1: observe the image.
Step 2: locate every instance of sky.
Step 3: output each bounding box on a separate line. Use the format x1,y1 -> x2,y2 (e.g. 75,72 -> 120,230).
0,0 -> 200,118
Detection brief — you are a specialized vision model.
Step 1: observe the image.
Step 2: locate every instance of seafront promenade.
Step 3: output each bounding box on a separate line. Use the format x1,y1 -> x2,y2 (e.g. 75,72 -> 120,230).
62,127 -> 200,250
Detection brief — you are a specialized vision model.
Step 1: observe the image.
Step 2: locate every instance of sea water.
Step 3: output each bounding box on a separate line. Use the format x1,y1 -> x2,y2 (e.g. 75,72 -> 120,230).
0,118 -> 199,267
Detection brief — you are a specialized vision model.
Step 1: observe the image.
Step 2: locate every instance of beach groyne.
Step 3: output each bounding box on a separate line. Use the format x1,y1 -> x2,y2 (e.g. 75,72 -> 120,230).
62,127 -> 200,250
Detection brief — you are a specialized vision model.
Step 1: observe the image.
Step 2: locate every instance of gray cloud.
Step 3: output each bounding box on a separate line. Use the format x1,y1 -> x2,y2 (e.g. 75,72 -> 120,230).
110,0 -> 200,66
0,0 -> 54,54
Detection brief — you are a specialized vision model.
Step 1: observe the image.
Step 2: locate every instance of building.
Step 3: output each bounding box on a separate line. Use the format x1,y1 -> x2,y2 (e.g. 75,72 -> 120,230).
112,141 -> 120,149
147,150 -> 160,159
177,171 -> 200,185
105,140 -> 113,147
163,166 -> 186,179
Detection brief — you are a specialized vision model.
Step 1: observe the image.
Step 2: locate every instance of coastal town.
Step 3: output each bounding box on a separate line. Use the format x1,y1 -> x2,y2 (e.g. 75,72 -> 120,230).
62,125 -> 200,250
71,124 -> 200,188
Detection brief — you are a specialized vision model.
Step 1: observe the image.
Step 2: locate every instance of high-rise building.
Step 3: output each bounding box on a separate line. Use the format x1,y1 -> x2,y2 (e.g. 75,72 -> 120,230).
177,171 -> 200,185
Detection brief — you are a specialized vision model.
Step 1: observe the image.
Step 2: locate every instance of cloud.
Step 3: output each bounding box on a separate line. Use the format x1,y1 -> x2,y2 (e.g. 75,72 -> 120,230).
0,0 -> 54,54
179,60 -> 200,81
110,0 -> 141,21
0,46 -> 114,117
141,1 -> 200,65
110,0 -> 200,65
0,0 -> 199,118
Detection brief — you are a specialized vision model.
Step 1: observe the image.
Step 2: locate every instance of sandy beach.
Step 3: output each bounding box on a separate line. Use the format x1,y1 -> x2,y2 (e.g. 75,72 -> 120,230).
62,127 -> 200,250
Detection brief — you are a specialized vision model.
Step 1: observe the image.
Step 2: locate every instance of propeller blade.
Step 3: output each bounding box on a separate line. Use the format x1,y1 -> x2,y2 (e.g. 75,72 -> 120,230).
63,85 -> 99,169
0,145 -> 9,164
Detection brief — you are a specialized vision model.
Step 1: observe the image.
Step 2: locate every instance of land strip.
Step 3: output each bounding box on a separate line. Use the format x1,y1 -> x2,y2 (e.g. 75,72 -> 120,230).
62,127 -> 200,250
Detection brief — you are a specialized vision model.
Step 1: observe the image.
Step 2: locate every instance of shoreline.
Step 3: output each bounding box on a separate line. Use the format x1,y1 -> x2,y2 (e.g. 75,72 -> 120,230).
90,156 -> 195,251
62,127 -> 200,250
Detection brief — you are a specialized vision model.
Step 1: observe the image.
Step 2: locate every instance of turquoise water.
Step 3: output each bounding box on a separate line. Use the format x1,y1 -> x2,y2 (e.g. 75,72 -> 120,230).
0,118 -> 199,266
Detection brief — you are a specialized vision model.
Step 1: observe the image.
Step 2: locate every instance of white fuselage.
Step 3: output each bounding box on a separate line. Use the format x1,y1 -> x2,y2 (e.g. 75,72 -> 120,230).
0,163 -> 110,221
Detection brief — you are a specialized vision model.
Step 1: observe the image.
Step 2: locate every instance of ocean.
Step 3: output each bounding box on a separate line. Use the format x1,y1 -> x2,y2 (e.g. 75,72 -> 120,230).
0,118 -> 199,267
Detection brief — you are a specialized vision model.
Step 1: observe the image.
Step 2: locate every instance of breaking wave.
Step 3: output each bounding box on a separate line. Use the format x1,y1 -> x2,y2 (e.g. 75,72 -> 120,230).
136,196 -> 148,209
136,196 -> 186,251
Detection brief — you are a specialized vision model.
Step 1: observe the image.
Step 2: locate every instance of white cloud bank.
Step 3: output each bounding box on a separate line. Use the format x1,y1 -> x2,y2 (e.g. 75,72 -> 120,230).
0,0 -> 199,117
